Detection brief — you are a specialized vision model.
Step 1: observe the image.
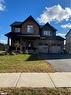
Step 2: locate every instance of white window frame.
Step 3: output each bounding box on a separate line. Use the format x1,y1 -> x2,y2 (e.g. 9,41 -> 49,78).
43,31 -> 50,36
27,25 -> 34,33
15,28 -> 20,32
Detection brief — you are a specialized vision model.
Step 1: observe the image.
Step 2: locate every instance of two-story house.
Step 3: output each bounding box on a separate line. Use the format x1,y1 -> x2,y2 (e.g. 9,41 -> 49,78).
66,29 -> 71,54
5,16 -> 64,53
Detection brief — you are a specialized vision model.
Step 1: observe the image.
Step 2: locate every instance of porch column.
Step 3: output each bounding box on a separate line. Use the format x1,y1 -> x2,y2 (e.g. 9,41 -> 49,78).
20,37 -> 23,53
20,45 -> 23,53
11,38 -> 14,47
8,37 -> 9,46
8,37 -> 12,46
7,37 -> 10,52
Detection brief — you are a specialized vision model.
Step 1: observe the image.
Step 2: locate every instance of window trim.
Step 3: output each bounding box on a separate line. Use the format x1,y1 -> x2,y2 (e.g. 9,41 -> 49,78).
43,30 -> 50,36
15,28 -> 20,32
27,25 -> 34,33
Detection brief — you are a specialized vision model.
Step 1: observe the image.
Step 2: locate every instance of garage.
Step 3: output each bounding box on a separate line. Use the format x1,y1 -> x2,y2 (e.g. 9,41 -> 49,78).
37,44 -> 62,53
38,45 -> 48,53
49,46 -> 61,53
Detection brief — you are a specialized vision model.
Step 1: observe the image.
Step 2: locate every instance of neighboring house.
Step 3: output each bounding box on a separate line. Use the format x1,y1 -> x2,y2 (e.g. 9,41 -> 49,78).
5,16 -> 64,53
66,29 -> 71,54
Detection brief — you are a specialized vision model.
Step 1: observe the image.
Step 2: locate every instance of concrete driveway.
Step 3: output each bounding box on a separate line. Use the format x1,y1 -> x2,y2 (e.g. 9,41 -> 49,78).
47,59 -> 71,72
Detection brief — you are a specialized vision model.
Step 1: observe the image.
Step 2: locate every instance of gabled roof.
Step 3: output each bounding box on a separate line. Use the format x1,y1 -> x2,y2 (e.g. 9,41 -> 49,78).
22,16 -> 40,27
41,22 -> 57,31
10,16 -> 40,28
9,16 -> 57,31
66,29 -> 71,37
10,21 -> 22,26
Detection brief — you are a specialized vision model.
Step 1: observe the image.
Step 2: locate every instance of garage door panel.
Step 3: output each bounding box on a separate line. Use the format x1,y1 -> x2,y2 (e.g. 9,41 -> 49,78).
38,46 -> 48,53
49,46 -> 61,53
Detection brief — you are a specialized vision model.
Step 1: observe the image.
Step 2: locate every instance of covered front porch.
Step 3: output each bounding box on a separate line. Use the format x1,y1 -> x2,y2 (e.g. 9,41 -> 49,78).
5,32 -> 40,53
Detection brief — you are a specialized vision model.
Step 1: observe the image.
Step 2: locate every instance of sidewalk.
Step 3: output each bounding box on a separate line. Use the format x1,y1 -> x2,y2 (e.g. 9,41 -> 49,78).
0,73 -> 71,88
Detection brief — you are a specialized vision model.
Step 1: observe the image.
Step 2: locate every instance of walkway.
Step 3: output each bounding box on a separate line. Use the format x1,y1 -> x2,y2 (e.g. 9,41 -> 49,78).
0,73 -> 71,88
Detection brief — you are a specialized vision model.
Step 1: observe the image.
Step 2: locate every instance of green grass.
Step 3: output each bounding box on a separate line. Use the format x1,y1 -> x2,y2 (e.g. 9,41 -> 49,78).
0,88 -> 71,95
0,54 -> 54,73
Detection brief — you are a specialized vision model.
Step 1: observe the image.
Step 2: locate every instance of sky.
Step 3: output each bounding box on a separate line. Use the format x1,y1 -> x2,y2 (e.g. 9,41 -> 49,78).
0,0 -> 71,44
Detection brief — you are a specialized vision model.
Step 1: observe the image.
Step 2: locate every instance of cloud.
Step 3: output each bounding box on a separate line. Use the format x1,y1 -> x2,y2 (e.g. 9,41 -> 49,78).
56,32 -> 66,38
61,23 -> 71,29
37,4 -> 71,24
0,0 -> 6,11
0,34 -> 7,44
0,39 -> 7,44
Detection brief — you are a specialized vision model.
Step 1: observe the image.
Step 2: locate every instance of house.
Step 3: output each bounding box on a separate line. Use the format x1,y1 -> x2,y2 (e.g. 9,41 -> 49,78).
5,16 -> 64,53
66,29 -> 71,54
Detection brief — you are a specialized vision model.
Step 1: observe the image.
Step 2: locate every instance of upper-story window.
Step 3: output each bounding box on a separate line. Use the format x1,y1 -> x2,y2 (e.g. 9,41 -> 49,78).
15,28 -> 20,32
43,31 -> 50,36
27,25 -> 34,33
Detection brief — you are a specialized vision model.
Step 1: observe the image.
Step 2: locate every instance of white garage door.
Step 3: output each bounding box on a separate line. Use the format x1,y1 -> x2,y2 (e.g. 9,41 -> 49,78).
49,46 -> 61,53
38,46 -> 48,53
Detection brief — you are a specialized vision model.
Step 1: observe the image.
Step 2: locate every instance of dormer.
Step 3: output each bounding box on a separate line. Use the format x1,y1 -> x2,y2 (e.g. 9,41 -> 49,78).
41,22 -> 57,36
10,22 -> 22,32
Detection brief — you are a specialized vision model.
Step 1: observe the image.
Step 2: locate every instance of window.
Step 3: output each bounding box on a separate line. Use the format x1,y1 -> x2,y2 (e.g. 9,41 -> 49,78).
43,31 -> 50,36
27,25 -> 33,33
15,28 -> 20,32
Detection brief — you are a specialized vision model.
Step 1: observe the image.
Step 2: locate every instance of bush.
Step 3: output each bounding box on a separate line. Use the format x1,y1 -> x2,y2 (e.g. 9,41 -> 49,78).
0,43 -> 5,51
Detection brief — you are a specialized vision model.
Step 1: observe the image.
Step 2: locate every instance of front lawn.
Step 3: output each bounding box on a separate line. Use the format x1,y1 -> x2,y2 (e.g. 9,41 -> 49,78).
0,54 -> 54,73
0,88 -> 71,95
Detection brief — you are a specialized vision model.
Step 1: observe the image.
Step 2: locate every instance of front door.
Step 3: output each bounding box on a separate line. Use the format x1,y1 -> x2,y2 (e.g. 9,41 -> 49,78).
26,40 -> 34,53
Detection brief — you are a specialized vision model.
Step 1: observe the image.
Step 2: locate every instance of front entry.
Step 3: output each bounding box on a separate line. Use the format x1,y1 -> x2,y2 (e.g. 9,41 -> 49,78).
26,40 -> 35,53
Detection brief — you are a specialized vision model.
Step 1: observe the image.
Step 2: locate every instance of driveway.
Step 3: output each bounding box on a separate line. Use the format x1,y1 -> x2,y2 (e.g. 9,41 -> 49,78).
38,54 -> 71,72
47,59 -> 71,72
